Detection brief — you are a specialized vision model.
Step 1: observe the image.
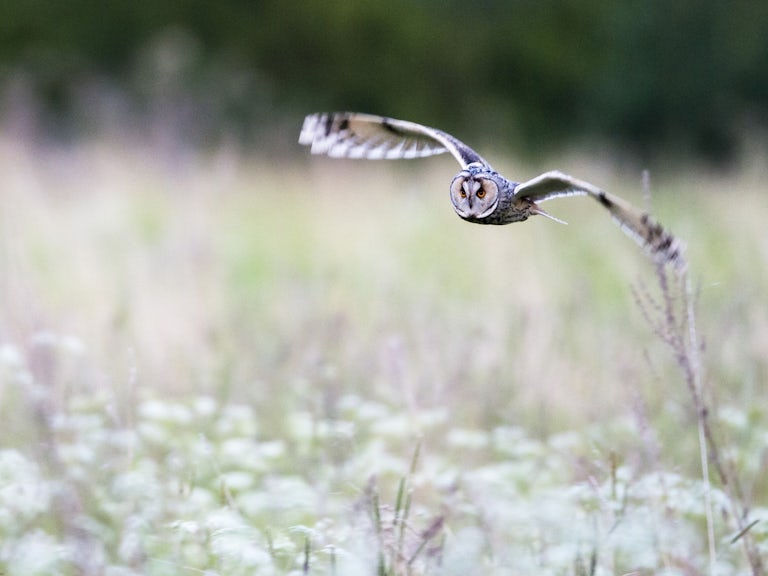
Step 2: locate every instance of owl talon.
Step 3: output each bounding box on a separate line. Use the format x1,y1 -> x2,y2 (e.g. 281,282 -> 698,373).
531,207 -> 568,225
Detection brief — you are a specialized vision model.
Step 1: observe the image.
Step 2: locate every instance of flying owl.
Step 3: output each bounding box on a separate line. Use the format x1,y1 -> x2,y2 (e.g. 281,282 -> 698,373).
299,112 -> 683,267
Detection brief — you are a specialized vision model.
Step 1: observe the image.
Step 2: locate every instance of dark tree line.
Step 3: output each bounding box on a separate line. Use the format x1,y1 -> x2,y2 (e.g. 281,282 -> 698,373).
1,0 -> 766,162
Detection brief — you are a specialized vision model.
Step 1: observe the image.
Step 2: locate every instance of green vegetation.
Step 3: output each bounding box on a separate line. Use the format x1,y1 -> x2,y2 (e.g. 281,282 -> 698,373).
1,1 -> 767,161
0,138 -> 766,574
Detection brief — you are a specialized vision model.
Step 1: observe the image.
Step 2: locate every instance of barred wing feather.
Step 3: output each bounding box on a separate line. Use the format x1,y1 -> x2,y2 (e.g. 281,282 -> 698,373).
299,112 -> 487,168
516,171 -> 685,268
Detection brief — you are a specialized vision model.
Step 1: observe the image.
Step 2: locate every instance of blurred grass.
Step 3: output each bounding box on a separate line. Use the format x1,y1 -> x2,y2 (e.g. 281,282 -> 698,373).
1,135 -> 766,445
1,135 -> 767,573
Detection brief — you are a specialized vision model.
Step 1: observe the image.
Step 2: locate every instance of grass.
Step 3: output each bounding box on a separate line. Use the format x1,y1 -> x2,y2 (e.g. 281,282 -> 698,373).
0,134 -> 767,574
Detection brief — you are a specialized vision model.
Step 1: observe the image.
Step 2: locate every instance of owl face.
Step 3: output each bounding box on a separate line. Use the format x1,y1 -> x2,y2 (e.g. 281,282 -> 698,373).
449,166 -> 501,221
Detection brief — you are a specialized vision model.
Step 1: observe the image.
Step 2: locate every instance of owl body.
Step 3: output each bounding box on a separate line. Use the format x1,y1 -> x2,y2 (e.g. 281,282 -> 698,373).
448,162 -> 533,225
475,193 -> 536,226
299,112 -> 683,267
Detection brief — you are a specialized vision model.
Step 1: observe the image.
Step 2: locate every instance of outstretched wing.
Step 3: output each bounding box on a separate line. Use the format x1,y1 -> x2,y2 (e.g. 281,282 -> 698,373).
516,170 -> 685,268
514,170 -> 599,203
299,112 -> 488,169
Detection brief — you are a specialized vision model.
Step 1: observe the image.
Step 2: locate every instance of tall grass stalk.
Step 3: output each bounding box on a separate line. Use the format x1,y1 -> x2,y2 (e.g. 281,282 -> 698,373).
635,175 -> 765,576
366,444 -> 443,576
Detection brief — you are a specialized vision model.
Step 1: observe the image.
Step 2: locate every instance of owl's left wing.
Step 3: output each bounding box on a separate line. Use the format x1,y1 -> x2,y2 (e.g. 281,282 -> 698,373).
514,171 -> 600,203
299,112 -> 488,169
516,171 -> 685,268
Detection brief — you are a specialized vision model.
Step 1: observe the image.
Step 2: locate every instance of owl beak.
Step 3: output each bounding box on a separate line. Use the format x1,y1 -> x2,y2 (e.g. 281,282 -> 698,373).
462,181 -> 475,209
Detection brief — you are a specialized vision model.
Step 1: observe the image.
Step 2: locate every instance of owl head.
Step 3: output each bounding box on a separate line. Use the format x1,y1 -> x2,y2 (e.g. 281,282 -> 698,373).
449,162 -> 502,221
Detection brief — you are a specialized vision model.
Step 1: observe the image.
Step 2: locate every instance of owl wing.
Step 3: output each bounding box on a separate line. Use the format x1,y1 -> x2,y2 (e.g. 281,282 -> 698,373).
516,171 -> 684,268
299,112 -> 488,169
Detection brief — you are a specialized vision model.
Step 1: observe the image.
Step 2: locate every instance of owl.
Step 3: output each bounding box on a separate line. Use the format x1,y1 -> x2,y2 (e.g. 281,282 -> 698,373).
299,112 -> 683,267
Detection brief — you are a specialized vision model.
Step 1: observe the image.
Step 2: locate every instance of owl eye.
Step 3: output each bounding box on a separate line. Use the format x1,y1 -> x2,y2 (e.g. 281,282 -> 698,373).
476,188 -> 486,199
459,189 -> 467,198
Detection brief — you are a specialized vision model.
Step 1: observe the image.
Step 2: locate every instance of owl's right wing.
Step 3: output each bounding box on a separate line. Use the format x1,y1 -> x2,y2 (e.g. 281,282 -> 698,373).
299,112 -> 488,169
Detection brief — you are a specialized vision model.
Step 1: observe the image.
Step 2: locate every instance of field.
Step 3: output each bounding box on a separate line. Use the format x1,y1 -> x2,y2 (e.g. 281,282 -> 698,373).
1,134 -> 766,575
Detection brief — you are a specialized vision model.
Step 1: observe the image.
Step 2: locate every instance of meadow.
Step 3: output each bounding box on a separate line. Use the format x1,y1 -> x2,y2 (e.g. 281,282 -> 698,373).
0,133 -> 766,575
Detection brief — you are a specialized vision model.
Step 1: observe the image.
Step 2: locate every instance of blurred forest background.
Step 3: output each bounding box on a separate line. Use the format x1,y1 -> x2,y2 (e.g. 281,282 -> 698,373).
1,0 -> 767,163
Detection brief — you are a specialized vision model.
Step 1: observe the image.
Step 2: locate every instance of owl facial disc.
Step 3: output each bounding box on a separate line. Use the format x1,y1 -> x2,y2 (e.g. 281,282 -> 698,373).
449,169 -> 500,220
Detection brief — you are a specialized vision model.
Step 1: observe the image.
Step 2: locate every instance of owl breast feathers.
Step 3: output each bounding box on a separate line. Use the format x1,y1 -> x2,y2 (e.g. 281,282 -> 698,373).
300,112 -> 684,268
